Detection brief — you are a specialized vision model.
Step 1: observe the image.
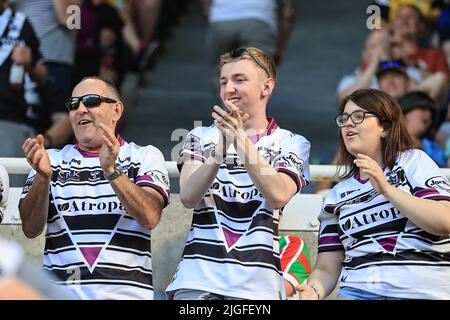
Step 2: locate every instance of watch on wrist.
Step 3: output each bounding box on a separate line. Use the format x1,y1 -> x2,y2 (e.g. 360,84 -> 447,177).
104,165 -> 122,181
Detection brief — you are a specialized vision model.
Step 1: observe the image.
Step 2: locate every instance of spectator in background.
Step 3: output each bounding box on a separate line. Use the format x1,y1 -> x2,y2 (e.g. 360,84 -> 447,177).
111,0 -> 161,71
74,0 -> 125,88
204,0 -> 294,95
376,59 -> 412,98
0,0 -> 48,163
388,0 -> 440,25
337,29 -> 447,103
390,4 -> 449,79
398,91 -> 446,167
377,59 -> 447,103
13,0 -> 79,98
8,1 -> 75,148
19,77 -> 170,299
299,89 -> 450,300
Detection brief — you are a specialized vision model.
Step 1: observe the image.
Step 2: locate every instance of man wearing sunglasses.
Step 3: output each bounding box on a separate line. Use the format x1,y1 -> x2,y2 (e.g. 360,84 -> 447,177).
166,47 -> 310,300
19,77 -> 170,299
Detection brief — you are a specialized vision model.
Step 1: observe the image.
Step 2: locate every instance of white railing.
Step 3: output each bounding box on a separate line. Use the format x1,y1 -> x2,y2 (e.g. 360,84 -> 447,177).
0,157 -> 339,181
2,157 -> 450,181
3,157 -> 450,230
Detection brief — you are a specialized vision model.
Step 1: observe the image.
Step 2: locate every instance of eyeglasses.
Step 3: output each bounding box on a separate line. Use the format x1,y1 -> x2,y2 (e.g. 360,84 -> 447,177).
230,47 -> 271,78
66,94 -> 117,111
335,110 -> 380,127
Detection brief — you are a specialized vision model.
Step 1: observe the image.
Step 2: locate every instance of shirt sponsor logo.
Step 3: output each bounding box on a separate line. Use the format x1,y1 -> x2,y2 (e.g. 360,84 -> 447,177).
340,207 -> 400,232
258,145 -> 280,163
280,152 -> 304,173
88,170 -> 102,182
386,167 -> 406,187
183,134 -> 201,152
211,182 -> 262,201
148,171 -> 169,187
57,200 -> 124,213
340,189 -> 360,198
57,170 -> 80,182
425,176 -> 450,192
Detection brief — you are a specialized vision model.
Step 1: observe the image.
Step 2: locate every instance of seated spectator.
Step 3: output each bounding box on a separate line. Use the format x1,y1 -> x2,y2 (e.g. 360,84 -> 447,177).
0,1 -> 48,160
337,29 -> 390,101
14,0 -> 79,98
377,59 -> 412,98
388,0 -> 441,24
111,0 -> 161,71
377,59 -> 447,103
391,4 -> 449,79
336,31 -> 424,101
74,0 -> 125,88
23,78 -> 73,149
398,91 -> 447,167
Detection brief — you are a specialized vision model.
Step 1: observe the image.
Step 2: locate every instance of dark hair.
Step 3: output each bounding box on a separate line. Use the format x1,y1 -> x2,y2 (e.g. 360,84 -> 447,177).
336,89 -> 416,179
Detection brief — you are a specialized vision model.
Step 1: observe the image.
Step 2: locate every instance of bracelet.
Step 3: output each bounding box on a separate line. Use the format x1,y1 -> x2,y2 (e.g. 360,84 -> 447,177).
306,282 -> 320,300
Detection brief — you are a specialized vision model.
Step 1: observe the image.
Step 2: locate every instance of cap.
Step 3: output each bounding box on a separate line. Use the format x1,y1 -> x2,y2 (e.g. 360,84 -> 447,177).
376,59 -> 408,79
397,91 -> 436,116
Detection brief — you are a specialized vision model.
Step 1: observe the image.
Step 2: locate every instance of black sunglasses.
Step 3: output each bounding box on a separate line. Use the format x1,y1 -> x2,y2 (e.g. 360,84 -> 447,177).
230,47 -> 271,78
66,94 -> 117,111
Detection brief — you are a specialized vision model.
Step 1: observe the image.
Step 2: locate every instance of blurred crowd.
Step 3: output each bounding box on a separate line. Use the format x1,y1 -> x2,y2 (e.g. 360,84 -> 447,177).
0,0 -> 190,186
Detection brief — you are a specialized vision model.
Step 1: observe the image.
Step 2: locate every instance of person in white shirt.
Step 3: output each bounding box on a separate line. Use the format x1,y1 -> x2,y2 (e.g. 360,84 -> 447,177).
298,88 -> 450,300
166,47 -> 310,300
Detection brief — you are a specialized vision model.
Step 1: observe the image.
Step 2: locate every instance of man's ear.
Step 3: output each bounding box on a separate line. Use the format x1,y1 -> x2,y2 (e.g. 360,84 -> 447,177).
112,101 -> 124,124
261,78 -> 275,98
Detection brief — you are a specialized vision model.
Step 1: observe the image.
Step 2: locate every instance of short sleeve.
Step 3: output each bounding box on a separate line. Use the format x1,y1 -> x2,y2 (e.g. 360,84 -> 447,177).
402,150 -> 450,201
20,168 -> 37,199
135,146 -> 170,208
177,127 -> 207,172
317,188 -> 344,253
274,134 -> 310,193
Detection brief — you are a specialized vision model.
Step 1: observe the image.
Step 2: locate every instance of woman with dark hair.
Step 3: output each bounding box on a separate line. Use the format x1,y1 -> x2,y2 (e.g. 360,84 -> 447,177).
298,88 -> 450,300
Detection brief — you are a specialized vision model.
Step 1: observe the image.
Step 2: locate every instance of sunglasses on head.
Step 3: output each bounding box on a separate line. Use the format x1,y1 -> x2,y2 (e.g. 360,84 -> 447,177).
230,47 -> 271,78
66,94 -> 117,111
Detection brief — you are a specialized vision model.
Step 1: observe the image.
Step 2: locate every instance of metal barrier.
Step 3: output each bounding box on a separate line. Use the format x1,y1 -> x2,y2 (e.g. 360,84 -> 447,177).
3,157 -> 450,229
3,157 -> 450,180
0,157 -> 339,181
